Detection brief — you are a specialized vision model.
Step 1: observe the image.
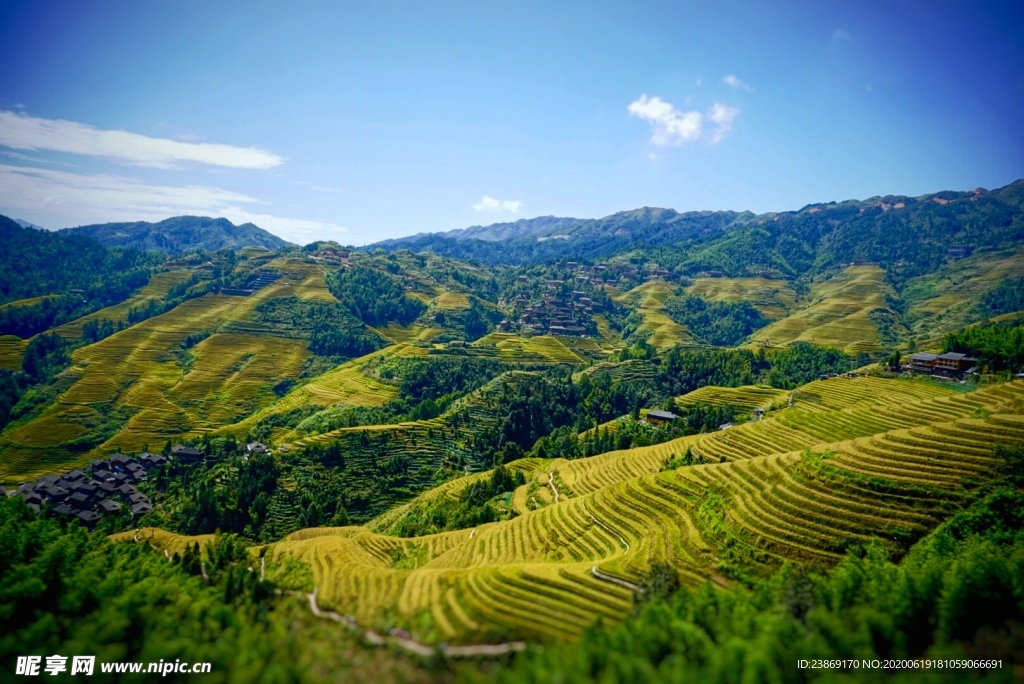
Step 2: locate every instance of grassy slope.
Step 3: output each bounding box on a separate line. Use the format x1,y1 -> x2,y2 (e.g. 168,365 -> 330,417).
748,265 -> 893,353
471,333 -> 587,364
259,376 -> 1024,645
0,271 -> 197,373
902,248 -> 1024,340
674,384 -> 790,412
685,276 -> 800,320
0,271 -> 195,373
613,280 -> 692,349
0,261 -> 335,481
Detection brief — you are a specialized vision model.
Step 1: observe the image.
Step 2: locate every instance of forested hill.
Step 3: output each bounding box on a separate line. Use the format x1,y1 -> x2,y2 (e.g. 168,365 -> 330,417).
0,214 -> 155,304
62,215 -> 294,253
375,207 -> 754,264
371,179 -> 1024,274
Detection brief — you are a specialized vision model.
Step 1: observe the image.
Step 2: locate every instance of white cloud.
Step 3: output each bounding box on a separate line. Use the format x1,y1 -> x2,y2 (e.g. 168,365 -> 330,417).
0,163 -> 344,244
627,95 -> 703,146
0,111 -> 283,169
628,96 -> 740,146
706,103 -> 740,143
473,195 -> 522,214
722,74 -> 753,92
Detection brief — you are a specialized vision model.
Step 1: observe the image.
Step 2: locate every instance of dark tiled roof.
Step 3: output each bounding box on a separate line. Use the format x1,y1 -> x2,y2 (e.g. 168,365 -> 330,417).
937,352 -> 977,362
132,502 -> 153,515
67,492 -> 90,508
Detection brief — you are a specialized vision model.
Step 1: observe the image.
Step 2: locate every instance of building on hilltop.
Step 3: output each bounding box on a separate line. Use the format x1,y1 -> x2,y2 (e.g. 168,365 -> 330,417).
933,352 -> 977,376
171,444 -> 205,463
646,409 -> 679,425
908,351 -> 977,377
908,353 -> 939,373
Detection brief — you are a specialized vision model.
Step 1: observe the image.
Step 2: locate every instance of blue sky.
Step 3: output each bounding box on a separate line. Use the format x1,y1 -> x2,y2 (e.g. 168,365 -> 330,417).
0,1 -> 1021,245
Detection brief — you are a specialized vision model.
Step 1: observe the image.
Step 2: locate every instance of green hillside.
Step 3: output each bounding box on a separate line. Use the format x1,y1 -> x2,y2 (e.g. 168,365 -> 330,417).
3,182 -> 1024,683
264,377 -> 1024,644
63,215 -> 295,253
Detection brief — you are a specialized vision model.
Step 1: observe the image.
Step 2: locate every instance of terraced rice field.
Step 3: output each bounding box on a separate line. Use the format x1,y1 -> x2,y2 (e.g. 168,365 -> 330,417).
52,270 -> 194,340
675,385 -> 790,412
374,323 -> 446,344
686,277 -> 800,320
748,265 -> 895,353
902,249 -> 1024,339
0,335 -> 27,371
592,314 -> 622,348
222,347 -> 402,441
577,359 -> 658,384
165,333 -> 309,430
472,333 -> 586,364
0,271 -> 194,371
267,260 -> 337,302
110,527 -> 217,555
0,265 -> 324,480
613,280 -> 692,349
254,372 -> 551,517
0,295 -> 59,310
433,291 -> 471,311
261,378 -> 1024,645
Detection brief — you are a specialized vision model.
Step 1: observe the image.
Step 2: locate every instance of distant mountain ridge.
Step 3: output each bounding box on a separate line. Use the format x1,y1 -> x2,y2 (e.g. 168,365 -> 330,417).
373,206 -> 756,264
370,180 -> 1024,273
380,215 -> 584,244
14,218 -> 46,231
62,216 -> 294,253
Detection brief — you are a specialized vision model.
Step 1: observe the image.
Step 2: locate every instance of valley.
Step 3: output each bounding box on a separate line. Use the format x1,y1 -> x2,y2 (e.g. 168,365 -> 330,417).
2,180 -> 1024,681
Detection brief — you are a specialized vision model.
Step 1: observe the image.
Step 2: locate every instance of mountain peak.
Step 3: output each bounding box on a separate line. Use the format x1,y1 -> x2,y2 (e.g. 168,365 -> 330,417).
61,215 -> 295,253
14,218 -> 47,231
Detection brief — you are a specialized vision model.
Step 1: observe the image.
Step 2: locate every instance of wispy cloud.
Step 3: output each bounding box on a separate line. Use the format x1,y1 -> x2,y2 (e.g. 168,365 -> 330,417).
0,111 -> 283,169
473,195 -> 522,214
627,96 -> 740,146
707,103 -> 740,143
0,164 -> 344,244
832,29 -> 851,42
722,74 -> 753,92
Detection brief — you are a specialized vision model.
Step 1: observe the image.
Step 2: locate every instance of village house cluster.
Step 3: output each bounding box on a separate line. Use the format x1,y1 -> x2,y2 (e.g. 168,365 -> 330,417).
311,247 -> 350,266
506,262 -> 674,336
562,262 -> 672,286
514,289 -> 601,336
1,444 -> 208,527
907,352 -> 978,377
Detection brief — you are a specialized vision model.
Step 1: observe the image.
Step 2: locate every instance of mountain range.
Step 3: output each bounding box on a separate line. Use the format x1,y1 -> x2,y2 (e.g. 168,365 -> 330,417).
378,215 -> 583,244
62,216 -> 294,253
371,181 -> 1024,276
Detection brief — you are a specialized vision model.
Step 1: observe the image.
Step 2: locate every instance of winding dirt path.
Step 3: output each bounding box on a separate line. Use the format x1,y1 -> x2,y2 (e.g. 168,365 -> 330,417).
580,500 -> 629,551
591,566 -> 643,592
305,588 -> 525,658
547,472 -> 560,503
